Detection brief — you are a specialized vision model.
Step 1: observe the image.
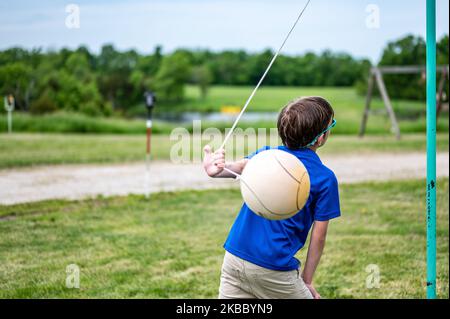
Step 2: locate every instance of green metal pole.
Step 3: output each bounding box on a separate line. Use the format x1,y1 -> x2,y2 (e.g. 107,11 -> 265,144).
426,0 -> 437,300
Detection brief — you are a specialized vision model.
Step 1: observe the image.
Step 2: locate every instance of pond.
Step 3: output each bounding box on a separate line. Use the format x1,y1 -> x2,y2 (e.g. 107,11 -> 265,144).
154,112 -> 279,123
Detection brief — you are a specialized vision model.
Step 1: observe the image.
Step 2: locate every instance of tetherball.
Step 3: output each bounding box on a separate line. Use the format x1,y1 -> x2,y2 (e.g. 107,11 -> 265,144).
240,149 -> 310,220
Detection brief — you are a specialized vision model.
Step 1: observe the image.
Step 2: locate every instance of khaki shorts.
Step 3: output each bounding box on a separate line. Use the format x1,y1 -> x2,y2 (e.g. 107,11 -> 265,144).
219,251 -> 313,299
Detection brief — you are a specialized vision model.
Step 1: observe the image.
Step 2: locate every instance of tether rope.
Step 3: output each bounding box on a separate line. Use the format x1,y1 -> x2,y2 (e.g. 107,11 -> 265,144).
219,0 -> 312,150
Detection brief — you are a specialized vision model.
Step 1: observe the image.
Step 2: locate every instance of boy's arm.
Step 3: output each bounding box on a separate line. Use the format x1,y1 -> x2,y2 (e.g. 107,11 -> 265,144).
301,220 -> 329,299
203,145 -> 248,178
213,159 -> 248,178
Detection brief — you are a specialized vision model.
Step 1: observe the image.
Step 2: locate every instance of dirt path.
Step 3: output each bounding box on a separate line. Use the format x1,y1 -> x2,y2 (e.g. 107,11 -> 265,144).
0,152 -> 448,205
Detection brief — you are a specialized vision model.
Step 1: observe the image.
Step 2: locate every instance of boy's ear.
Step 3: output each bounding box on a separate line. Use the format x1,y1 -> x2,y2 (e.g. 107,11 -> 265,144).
317,134 -> 326,147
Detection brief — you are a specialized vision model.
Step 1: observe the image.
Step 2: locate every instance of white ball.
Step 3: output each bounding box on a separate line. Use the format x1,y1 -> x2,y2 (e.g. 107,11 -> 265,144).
240,149 -> 310,220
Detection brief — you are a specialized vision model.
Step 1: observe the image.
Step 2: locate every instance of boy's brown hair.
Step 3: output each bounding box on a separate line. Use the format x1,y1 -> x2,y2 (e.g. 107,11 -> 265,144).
277,96 -> 334,149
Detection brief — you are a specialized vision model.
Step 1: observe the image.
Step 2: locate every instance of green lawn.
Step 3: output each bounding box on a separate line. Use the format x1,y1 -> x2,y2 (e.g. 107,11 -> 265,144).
182,85 -> 449,135
0,133 -> 448,169
0,179 -> 448,298
182,86 -> 429,116
1,86 -> 448,135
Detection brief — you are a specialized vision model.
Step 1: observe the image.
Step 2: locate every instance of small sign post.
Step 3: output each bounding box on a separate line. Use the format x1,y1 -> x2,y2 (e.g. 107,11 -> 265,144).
144,91 -> 156,198
4,95 -> 15,134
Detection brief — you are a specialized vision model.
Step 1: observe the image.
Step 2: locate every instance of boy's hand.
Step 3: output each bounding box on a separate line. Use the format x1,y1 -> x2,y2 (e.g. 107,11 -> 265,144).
203,145 -> 225,177
302,221 -> 328,299
305,282 -> 321,299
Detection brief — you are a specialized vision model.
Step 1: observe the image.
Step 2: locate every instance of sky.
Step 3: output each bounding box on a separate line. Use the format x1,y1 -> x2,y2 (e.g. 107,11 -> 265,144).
0,0 -> 448,63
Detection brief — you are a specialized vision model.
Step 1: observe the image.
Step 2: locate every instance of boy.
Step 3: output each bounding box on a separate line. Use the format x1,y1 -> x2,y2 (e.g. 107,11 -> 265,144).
203,96 -> 340,299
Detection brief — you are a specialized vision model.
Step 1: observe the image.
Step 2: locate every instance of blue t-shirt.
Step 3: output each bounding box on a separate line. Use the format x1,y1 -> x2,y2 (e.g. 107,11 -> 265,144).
224,146 -> 341,271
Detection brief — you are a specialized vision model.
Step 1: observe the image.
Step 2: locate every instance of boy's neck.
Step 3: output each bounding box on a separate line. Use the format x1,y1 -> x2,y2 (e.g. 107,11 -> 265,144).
285,145 -> 319,152
308,145 -> 318,152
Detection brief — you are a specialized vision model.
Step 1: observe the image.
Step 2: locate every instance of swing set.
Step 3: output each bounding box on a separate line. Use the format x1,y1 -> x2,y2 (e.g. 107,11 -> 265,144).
359,64 -> 449,139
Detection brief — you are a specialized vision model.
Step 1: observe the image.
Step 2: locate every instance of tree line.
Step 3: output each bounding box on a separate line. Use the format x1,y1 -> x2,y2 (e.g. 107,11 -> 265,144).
0,34 -> 447,116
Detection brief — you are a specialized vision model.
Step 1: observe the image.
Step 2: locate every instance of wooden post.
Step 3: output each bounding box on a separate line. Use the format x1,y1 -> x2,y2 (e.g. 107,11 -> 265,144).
359,70 -> 375,137
361,65 -> 448,139
374,68 -> 401,140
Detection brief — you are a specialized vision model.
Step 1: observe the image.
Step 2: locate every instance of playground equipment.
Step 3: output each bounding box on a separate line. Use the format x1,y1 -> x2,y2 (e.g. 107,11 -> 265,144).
220,106 -> 241,114
426,0 -> 437,299
4,94 -> 15,134
359,65 -> 449,139
239,149 -> 310,220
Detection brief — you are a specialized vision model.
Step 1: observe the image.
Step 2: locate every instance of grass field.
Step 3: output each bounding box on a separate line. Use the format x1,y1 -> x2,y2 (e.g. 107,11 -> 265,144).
173,85 -> 449,134
0,133 -> 448,169
183,86 -> 428,115
0,112 -> 175,135
0,178 -> 448,298
1,86 -> 448,135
